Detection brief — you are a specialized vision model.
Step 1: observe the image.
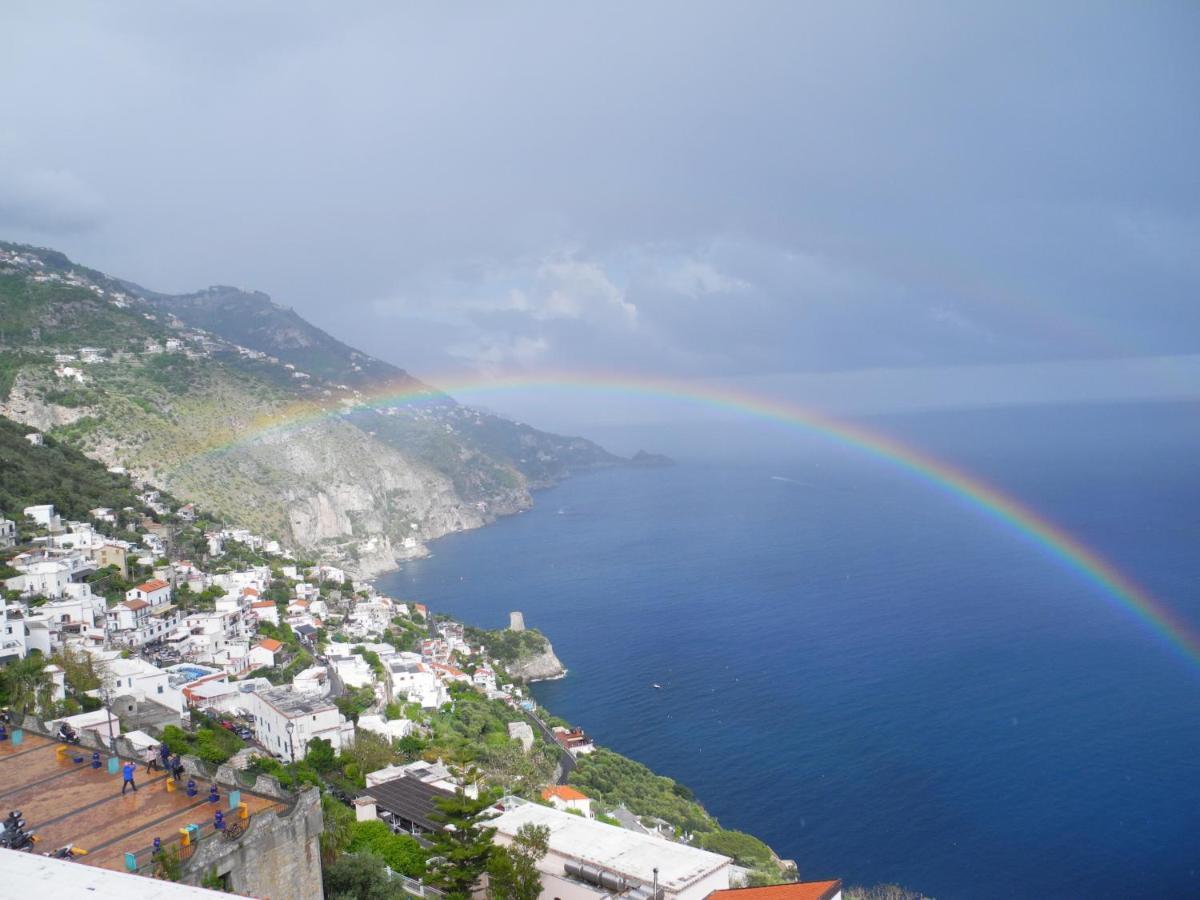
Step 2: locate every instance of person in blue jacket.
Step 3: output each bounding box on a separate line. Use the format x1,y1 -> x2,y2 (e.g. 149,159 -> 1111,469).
121,760 -> 138,795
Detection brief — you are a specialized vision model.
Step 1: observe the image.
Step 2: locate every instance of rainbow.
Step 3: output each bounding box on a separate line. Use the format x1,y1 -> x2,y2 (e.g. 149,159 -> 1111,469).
194,371 -> 1200,666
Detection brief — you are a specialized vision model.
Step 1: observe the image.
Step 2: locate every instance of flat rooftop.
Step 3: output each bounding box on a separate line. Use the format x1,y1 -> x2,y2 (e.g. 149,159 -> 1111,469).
0,731 -> 285,874
0,848 -> 229,898
488,802 -> 731,892
261,687 -> 335,716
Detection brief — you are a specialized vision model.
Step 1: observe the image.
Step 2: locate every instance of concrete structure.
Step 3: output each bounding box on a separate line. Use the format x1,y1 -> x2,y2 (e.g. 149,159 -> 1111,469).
508,720 -> 535,751
509,610 -> 526,632
1,851 -> 230,899
487,802 -> 732,900
0,721 -> 323,899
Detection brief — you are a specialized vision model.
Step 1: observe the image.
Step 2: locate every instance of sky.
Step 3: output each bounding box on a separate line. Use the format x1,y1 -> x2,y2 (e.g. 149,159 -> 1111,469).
1,2 -> 1198,428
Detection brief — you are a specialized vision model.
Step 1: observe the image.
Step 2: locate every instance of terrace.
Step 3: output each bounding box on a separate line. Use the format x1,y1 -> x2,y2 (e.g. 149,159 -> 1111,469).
0,727 -> 286,876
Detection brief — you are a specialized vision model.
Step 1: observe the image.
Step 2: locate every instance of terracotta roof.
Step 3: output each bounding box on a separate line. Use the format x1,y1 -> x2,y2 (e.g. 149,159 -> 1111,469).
251,600 -> 275,609
256,638 -> 283,652
121,600 -> 149,611
707,882 -> 843,900
242,587 -> 260,596
541,785 -> 589,802
135,579 -> 170,592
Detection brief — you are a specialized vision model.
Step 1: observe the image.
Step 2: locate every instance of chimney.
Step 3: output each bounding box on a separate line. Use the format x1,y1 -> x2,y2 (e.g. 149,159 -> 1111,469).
353,795 -> 377,822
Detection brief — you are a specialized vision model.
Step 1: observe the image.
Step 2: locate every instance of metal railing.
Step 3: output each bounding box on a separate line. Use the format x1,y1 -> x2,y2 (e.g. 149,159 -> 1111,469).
386,869 -> 447,899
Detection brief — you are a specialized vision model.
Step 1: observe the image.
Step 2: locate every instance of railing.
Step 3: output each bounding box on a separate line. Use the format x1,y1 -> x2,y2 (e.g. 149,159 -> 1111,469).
386,869 -> 447,899
126,803 -> 255,874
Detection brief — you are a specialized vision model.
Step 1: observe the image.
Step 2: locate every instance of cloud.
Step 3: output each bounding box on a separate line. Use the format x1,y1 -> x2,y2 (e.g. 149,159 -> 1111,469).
652,257 -> 750,299
448,333 -> 550,373
519,259 -> 638,326
0,168 -> 107,234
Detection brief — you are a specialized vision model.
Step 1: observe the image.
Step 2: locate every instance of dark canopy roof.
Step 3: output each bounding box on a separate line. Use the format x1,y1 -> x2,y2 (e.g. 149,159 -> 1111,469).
365,776 -> 456,833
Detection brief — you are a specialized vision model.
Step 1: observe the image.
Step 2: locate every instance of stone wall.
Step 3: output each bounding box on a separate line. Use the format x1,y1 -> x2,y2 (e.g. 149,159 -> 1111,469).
13,715 -> 325,900
182,784 -> 324,900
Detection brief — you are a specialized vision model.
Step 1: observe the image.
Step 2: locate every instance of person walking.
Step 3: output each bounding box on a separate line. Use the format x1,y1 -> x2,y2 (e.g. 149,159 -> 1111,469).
121,760 -> 138,795
144,745 -> 159,773
159,742 -> 171,768
170,753 -> 183,783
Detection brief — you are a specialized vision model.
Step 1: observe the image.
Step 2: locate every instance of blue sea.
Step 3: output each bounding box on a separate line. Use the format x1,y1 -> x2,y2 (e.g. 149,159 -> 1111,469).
379,402 -> 1200,898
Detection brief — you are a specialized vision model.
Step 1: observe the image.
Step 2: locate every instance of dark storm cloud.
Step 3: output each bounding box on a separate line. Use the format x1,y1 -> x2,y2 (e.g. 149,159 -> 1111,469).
2,1 -> 1198,394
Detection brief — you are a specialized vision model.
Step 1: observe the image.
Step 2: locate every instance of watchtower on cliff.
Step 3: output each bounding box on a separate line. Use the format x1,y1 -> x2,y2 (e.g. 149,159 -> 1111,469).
509,611 -> 525,632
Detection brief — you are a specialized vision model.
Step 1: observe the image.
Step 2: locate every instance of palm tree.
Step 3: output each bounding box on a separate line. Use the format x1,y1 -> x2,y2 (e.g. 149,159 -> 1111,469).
1,654 -> 54,718
319,793 -> 355,867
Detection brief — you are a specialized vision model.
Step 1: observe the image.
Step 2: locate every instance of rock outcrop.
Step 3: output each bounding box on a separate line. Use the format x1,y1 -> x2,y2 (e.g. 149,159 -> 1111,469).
506,640 -> 567,683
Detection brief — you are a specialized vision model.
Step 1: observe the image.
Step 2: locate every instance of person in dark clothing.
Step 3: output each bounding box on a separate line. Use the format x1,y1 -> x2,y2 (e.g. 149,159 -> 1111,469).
159,743 -> 171,766
170,754 -> 184,782
121,761 -> 138,795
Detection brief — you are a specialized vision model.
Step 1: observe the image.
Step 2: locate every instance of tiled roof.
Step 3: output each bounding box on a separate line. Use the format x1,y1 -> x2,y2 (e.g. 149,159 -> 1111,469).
256,638 -> 283,652
135,579 -> 169,592
121,600 -> 149,611
707,881 -> 843,900
542,785 -> 589,802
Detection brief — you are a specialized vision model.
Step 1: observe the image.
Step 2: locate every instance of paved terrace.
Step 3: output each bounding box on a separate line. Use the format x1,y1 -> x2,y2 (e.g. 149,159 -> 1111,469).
0,731 -> 286,872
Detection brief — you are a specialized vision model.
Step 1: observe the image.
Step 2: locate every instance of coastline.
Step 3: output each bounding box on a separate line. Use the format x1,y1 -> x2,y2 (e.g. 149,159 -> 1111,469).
369,464 -> 793,881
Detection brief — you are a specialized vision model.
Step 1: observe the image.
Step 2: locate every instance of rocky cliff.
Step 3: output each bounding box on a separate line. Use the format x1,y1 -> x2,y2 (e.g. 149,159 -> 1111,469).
505,640 -> 567,683
0,241 -> 620,576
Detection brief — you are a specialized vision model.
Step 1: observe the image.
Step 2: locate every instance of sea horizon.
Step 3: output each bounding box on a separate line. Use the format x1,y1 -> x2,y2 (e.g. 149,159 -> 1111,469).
380,399 -> 1200,898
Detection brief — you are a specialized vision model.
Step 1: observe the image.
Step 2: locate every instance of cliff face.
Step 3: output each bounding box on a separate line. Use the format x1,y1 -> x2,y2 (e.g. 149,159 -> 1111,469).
505,640 -> 567,683
0,242 -> 617,577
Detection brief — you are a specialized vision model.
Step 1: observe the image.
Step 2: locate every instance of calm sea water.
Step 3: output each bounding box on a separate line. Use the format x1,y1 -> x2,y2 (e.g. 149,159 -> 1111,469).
380,402 -> 1200,898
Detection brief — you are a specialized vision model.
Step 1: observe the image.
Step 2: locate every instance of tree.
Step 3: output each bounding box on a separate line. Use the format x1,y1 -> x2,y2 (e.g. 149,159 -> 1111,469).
320,793 -> 355,867
341,730 -> 398,782
487,823 -> 549,900
479,742 -> 556,795
323,852 -> 404,900
52,644 -> 106,696
0,654 -> 54,716
426,772 -> 498,900
305,737 -> 338,774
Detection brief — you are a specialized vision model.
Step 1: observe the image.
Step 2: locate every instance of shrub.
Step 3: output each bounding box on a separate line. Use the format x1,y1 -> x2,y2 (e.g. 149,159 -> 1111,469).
347,820 -> 427,877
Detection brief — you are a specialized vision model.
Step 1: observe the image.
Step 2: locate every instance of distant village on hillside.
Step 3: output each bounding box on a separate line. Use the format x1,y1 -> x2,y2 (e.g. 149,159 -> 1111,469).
0,478 -> 855,899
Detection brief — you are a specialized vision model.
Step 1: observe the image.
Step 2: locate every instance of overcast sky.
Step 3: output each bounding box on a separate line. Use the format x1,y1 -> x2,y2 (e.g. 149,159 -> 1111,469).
2,2 -> 1197,426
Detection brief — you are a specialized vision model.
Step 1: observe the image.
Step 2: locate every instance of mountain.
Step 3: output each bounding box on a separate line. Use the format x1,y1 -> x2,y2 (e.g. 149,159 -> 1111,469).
0,241 -> 621,575
136,284 -> 407,388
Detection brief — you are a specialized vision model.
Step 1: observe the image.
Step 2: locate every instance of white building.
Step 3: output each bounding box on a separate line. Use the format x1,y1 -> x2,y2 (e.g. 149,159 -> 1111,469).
242,687 -> 354,762
487,802 -> 732,900
541,785 -> 594,818
385,659 -> 449,710
23,504 -> 59,530
0,518 -> 16,550
355,714 -> 415,743
126,578 -> 172,607
1,602 -> 27,663
250,600 -> 280,626
104,656 -> 185,715
245,638 -> 283,670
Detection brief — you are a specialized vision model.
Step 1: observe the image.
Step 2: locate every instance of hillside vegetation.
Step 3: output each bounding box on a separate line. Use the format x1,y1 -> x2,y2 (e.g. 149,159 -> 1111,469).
0,241 -> 622,574
0,415 -> 144,523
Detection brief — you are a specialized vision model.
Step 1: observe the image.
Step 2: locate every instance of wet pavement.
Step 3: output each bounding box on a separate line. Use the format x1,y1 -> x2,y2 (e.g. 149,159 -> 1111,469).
0,732 -> 286,871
